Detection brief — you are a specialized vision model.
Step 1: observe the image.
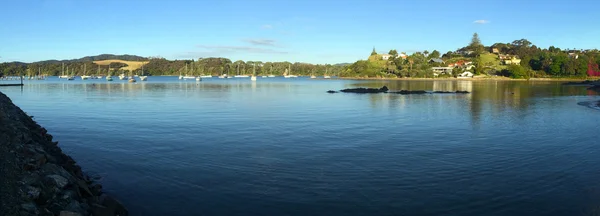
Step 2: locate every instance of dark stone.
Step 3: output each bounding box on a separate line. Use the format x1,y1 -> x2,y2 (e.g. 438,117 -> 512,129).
340,86 -> 389,93
393,90 -> 428,94
21,202 -> 38,214
25,186 -> 41,200
60,211 -> 83,216
431,90 -> 470,94
99,196 -> 129,216
326,90 -> 338,93
77,180 -> 94,197
44,174 -> 69,189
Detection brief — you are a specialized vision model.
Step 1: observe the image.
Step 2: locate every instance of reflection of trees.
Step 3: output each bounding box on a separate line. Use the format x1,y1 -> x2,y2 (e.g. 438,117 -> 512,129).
345,80 -> 597,128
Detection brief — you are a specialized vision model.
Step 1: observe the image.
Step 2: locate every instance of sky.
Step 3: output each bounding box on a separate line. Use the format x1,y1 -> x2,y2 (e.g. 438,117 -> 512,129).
1,0 -> 600,64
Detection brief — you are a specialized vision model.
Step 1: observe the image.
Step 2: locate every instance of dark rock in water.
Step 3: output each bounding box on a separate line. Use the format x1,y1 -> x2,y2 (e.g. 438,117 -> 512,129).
326,90 -> 338,93
392,90 -> 428,94
340,86 -> 389,93
588,85 -> 600,92
563,80 -> 598,85
432,90 -> 470,94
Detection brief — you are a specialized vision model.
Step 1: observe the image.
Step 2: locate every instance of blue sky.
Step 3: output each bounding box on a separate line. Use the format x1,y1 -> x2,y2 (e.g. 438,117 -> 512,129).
1,0 -> 599,64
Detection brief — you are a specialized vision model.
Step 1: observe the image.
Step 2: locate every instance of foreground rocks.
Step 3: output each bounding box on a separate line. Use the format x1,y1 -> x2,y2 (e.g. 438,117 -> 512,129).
330,86 -> 470,94
0,92 -> 127,216
563,80 -> 600,85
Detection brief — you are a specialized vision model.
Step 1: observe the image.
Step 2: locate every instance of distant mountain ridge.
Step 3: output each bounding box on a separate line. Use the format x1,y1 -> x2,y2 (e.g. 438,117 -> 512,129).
34,54 -> 148,64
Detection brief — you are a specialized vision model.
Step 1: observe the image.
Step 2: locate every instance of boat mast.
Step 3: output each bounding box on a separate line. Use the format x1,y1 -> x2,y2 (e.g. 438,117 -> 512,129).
83,64 -> 86,76
62,63 -> 64,76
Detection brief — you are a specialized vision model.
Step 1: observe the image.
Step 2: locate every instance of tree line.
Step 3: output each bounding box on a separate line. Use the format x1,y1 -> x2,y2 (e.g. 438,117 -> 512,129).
0,56 -> 345,77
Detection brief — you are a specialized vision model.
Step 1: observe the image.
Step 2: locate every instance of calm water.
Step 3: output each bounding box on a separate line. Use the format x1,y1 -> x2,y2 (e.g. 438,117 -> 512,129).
2,77 -> 600,216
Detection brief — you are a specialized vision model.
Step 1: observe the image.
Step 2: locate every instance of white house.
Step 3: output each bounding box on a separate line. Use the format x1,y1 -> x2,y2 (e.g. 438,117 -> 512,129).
458,71 -> 474,78
432,67 -> 453,75
381,54 -> 392,60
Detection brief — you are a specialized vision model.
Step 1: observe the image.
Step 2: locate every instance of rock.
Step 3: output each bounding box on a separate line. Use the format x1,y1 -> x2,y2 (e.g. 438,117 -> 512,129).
21,202 -> 38,214
62,190 -> 80,201
40,163 -> 75,182
431,90 -> 470,94
45,174 -> 69,189
60,211 -> 83,216
99,195 -> 129,216
21,173 -> 41,186
77,180 -> 94,197
340,86 -> 389,93
65,200 -> 85,215
90,183 -> 103,195
392,90 -> 428,94
25,186 -> 41,200
326,90 -> 338,93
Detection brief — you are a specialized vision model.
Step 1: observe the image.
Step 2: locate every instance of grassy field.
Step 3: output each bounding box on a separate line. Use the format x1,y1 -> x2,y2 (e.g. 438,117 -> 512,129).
93,60 -> 149,71
480,53 -> 506,71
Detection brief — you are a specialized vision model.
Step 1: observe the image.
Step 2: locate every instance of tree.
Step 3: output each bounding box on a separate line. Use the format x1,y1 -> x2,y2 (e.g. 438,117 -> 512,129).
388,49 -> 398,57
468,33 -> 484,55
429,50 -> 441,59
371,47 -> 377,56
502,64 -> 528,79
423,50 -> 430,56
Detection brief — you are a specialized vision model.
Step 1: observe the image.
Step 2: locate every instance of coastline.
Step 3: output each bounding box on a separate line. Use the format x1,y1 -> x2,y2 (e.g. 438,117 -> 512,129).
0,92 -> 127,216
337,76 -> 592,82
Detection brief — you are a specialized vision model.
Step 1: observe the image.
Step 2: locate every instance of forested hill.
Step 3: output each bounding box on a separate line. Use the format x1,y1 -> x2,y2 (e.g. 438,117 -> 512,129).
0,55 -> 347,77
34,54 -> 148,64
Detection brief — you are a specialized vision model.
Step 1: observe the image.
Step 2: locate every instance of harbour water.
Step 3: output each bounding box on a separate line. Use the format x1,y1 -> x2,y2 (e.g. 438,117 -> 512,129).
2,77 -> 600,216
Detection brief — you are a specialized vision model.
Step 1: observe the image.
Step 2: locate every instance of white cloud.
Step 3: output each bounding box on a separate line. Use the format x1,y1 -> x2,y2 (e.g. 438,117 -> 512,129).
242,38 -> 277,47
473,20 -> 490,24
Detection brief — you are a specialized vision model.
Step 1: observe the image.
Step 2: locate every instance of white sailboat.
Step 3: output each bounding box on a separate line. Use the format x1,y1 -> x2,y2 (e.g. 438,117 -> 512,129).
59,63 -> 69,79
183,63 -> 195,79
106,65 -> 113,81
251,63 -> 257,81
128,70 -> 136,82
140,64 -> 148,81
81,64 -> 91,80
284,64 -> 297,78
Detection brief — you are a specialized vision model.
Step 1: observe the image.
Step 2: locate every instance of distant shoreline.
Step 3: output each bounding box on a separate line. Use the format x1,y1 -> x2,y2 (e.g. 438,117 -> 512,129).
337,77 -> 592,82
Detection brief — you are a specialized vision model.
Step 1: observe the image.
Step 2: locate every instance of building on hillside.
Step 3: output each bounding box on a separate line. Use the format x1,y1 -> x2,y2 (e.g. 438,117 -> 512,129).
503,57 -> 522,65
457,50 -> 474,56
429,58 -> 445,64
491,48 -> 500,54
399,53 -> 408,59
568,53 -> 579,59
498,54 -> 512,60
447,60 -> 473,67
432,67 -> 453,76
380,54 -> 392,60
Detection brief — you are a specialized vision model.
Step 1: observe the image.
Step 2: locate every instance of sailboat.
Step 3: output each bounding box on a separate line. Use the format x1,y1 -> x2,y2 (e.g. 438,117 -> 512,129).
67,66 -> 75,80
106,65 -> 113,81
81,64 -> 91,80
310,69 -> 316,79
251,63 -> 257,81
118,69 -> 127,80
140,65 -> 148,81
284,64 -> 297,78
183,63 -> 195,79
128,70 -> 136,82
323,67 -> 331,79
59,63 -> 69,79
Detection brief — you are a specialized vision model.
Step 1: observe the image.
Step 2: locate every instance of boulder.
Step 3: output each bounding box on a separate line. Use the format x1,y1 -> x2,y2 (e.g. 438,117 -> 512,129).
45,175 -> 69,189
393,90 -> 428,94
24,186 -> 41,200
326,90 -> 338,93
21,202 -> 38,214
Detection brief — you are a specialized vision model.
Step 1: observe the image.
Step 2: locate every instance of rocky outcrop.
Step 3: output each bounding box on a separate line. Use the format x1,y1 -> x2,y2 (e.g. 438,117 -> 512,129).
0,92 -> 127,216
563,80 -> 600,85
332,86 -> 470,94
339,86 -> 389,93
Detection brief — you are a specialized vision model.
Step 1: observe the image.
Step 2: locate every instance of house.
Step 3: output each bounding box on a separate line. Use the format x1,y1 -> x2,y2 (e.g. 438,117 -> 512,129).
429,58 -> 445,64
457,50 -> 474,55
432,67 -> 453,75
381,54 -> 392,60
398,53 -> 408,59
447,60 -> 473,67
458,71 -> 474,78
498,54 -> 512,60
568,53 -> 579,59
504,57 -> 522,65
491,48 -> 500,54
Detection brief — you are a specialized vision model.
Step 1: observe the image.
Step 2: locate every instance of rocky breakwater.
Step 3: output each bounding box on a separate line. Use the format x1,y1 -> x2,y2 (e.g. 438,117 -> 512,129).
328,86 -> 470,94
0,92 -> 127,216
